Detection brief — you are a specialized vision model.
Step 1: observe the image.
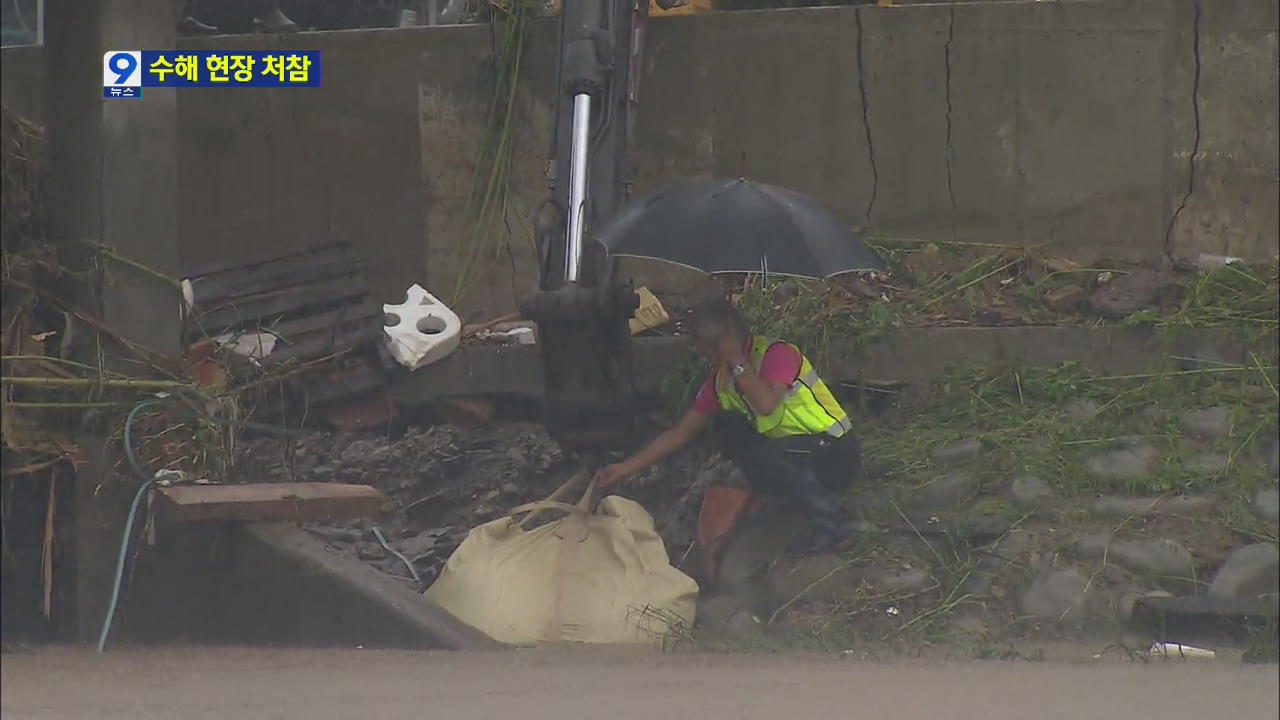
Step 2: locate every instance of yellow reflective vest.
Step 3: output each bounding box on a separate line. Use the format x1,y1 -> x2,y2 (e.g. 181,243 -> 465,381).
714,336 -> 852,439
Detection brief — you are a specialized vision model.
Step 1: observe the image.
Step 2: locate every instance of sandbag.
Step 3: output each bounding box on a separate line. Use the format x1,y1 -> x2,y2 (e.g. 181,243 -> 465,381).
424,495 -> 699,645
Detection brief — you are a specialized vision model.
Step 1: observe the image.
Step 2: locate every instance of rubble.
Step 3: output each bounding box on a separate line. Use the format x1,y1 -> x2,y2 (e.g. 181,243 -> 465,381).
235,421 -> 708,588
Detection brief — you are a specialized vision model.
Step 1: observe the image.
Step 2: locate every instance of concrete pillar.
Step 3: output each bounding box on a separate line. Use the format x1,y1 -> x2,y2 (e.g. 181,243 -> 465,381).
43,0 -> 180,642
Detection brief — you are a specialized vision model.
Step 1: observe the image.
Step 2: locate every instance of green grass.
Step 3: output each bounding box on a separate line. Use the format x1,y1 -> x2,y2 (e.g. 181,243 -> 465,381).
659,252 -> 1277,420
732,251 -> 1277,358
858,361 -> 1276,499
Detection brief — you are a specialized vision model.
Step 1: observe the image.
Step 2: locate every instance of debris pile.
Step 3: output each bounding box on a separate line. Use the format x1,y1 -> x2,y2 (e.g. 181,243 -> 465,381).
235,422 -> 716,587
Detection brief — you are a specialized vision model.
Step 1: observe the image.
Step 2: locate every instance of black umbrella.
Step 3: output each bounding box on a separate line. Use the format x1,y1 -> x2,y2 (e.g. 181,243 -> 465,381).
597,178 -> 884,279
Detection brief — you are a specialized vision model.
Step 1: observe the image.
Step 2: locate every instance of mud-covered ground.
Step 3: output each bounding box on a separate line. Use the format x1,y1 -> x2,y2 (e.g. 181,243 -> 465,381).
234,423 -> 725,589
3,646 -> 1277,720
230,356 -> 1279,659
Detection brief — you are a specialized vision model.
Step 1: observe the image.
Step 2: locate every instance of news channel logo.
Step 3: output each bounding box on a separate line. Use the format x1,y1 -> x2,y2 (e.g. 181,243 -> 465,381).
103,50 -> 322,99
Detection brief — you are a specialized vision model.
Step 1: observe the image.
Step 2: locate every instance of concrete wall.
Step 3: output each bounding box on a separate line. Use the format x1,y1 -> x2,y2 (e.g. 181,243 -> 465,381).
3,0 -> 1277,315
392,326 -> 1280,404
122,523 -> 496,649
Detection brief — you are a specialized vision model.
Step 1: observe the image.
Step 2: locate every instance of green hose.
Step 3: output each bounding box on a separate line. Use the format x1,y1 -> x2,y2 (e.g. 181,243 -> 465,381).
96,399 -> 164,653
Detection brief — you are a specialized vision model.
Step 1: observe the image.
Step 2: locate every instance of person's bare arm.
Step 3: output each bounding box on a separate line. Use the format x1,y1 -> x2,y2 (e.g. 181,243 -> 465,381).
729,364 -> 788,416
718,344 -> 789,416
594,409 -> 711,486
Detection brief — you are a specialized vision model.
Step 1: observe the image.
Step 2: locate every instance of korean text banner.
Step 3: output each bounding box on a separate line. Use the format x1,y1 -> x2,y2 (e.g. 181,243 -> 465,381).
103,51 -> 322,88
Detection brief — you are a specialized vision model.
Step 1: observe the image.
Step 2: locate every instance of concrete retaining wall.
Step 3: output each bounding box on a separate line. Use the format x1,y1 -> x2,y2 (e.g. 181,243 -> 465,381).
392,326 -> 1280,404
3,0 -> 1277,316
123,522 -> 497,649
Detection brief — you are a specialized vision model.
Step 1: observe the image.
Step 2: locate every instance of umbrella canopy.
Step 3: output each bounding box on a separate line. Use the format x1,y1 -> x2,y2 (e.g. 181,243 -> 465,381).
597,178 -> 884,279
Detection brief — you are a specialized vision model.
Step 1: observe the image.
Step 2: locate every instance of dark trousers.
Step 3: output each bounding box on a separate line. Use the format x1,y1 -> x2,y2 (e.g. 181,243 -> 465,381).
711,415 -> 860,542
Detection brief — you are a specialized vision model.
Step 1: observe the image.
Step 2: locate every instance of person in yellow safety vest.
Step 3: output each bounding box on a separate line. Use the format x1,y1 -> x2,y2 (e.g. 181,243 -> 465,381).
595,298 -> 861,553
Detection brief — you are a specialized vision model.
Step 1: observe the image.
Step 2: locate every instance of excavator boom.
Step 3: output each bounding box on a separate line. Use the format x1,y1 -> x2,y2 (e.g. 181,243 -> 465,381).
521,0 -> 653,452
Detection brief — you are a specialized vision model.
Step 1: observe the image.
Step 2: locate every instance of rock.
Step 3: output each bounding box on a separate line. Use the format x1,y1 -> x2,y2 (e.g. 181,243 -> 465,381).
1086,269 -> 1182,319
765,554 -> 863,607
929,439 -> 982,467
874,567 -> 932,593
1117,590 -> 1172,623
1010,476 -> 1056,508
1209,544 -> 1280,599
499,482 -> 521,496
960,511 -> 1014,539
1254,489 -> 1279,523
1042,284 -> 1087,313
950,612 -> 990,638
1140,405 -> 1170,422
1076,535 -> 1195,581
1189,453 -> 1229,474
996,529 -> 1043,558
1175,345 -> 1232,372
1065,400 -> 1099,422
697,595 -> 763,638
1090,495 -> 1212,517
1085,444 -> 1158,479
1020,568 -> 1091,624
913,472 -> 978,509
1178,407 -> 1232,439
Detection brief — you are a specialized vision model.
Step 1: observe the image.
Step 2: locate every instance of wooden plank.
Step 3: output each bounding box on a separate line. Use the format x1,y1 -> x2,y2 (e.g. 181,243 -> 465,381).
257,301 -> 382,343
190,276 -> 370,335
190,250 -> 358,306
156,483 -> 385,525
260,322 -> 383,367
182,242 -> 352,281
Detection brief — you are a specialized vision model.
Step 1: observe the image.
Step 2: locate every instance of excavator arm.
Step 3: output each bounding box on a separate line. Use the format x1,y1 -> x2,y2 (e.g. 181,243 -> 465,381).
521,0 -> 663,452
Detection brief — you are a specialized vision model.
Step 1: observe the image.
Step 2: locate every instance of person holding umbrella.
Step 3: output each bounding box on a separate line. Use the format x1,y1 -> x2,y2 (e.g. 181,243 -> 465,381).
593,297 -> 860,554
591,177 -> 884,554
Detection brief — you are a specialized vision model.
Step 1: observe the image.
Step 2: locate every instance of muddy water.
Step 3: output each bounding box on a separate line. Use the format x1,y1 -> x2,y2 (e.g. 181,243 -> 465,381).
3,646 -> 1276,720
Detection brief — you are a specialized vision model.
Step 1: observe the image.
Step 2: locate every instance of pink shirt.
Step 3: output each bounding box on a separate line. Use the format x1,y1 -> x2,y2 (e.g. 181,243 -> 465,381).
692,342 -> 803,415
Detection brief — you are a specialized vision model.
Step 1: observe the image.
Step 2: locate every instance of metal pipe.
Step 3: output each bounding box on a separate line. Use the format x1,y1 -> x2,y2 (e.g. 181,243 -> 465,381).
565,92 -> 592,283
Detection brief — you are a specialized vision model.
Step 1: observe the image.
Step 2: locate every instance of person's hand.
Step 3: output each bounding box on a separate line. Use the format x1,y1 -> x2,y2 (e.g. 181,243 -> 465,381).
725,345 -> 749,368
593,463 -> 631,488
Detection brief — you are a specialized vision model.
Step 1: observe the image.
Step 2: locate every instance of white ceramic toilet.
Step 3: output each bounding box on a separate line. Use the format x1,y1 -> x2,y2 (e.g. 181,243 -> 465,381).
382,284 -> 461,370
